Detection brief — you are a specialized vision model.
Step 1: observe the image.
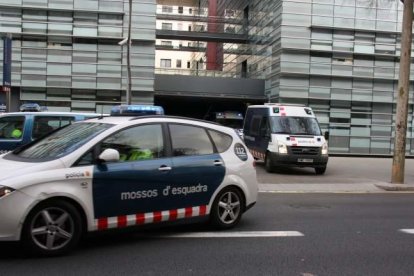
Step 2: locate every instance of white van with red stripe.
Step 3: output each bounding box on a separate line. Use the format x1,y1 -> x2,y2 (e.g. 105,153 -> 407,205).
243,104 -> 329,174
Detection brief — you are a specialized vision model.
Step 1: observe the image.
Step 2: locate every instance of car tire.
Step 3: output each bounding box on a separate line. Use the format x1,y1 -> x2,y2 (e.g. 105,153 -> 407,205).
210,187 -> 244,230
315,166 -> 327,175
22,200 -> 82,256
265,153 -> 275,173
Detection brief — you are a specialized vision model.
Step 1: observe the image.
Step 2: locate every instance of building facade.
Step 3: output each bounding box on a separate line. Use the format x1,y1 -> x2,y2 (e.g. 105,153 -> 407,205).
1,0 -> 414,155
0,0 -> 156,113
243,0 -> 414,155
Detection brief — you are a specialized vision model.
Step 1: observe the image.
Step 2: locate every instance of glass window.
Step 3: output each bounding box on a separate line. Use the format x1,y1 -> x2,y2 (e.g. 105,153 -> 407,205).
208,130 -> 232,153
0,116 -> 25,139
74,0 -> 98,10
161,40 -> 172,46
162,23 -> 173,30
162,6 -> 173,13
74,12 -> 97,36
169,124 -> 214,156
160,59 -> 171,68
100,124 -> 164,162
73,64 -> 97,75
47,63 -> 71,75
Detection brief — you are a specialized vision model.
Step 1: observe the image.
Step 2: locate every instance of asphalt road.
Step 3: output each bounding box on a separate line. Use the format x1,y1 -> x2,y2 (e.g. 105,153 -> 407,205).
1,193 -> 414,276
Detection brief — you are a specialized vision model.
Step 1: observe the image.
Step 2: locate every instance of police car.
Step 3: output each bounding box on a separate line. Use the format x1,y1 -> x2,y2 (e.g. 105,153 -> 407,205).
0,114 -> 258,256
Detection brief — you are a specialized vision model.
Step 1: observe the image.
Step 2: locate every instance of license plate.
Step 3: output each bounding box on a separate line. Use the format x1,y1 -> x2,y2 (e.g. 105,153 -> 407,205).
298,158 -> 313,163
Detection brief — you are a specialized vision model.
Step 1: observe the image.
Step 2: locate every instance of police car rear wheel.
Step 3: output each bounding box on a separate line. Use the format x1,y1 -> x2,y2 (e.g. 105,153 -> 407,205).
22,200 -> 82,256
210,187 -> 244,229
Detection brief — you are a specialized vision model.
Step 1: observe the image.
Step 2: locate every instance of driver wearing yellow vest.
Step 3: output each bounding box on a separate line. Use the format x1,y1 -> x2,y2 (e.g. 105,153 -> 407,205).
11,126 -> 22,139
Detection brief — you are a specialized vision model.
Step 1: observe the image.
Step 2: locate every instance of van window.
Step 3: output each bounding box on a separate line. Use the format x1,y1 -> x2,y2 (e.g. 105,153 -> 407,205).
169,124 -> 214,156
259,117 -> 270,137
0,116 -> 25,139
270,116 -> 321,136
250,115 -> 262,136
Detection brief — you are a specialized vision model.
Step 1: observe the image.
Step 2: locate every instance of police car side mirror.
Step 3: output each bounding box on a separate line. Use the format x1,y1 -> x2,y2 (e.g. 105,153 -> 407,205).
98,148 -> 120,163
324,131 -> 330,141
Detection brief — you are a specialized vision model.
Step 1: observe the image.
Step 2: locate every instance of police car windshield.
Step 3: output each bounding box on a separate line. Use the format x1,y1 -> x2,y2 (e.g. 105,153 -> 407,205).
16,123 -> 112,159
270,116 -> 321,136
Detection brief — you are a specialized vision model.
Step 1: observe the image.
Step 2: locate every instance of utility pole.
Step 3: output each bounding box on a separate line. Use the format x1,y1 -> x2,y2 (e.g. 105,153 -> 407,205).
391,0 -> 413,184
126,0 -> 132,105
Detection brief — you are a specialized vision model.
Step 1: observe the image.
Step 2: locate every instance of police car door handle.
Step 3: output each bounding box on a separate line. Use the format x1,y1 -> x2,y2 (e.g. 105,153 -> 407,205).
213,160 -> 223,166
158,165 -> 172,171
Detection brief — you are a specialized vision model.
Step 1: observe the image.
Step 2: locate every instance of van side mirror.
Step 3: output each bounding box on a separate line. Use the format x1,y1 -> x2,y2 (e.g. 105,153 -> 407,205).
324,131 -> 330,141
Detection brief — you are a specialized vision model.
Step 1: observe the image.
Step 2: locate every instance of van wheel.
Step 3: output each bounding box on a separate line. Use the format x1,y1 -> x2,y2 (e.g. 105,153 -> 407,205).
315,166 -> 327,175
265,154 -> 275,173
210,187 -> 244,229
22,200 -> 82,256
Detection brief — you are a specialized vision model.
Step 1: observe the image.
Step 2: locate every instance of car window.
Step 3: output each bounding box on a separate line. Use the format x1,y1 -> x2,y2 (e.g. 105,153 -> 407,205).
60,116 -> 75,127
0,116 -> 25,140
208,129 -> 232,153
169,124 -> 214,156
101,124 -> 164,162
16,123 -> 112,159
32,116 -> 60,140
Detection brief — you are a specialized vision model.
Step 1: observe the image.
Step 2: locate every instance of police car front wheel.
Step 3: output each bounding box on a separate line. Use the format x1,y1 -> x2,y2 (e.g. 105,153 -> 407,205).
210,187 -> 244,229
22,200 -> 83,256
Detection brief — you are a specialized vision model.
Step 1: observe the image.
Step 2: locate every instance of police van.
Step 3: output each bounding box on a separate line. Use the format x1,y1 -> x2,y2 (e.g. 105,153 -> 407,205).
243,104 -> 329,174
0,113 -> 258,256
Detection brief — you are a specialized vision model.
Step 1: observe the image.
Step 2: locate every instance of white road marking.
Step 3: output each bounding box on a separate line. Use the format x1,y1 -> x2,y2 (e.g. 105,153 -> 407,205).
399,229 -> 414,234
150,231 -> 304,238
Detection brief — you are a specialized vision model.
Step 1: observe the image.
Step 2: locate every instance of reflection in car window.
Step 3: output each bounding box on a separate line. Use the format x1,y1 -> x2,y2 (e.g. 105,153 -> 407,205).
208,130 -> 232,153
0,116 -> 25,140
17,123 -> 112,159
169,124 -> 214,156
32,116 -> 58,140
101,124 -> 164,162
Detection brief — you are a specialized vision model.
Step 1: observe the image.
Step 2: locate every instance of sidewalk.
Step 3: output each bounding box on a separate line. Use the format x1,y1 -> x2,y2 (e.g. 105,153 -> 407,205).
256,157 -> 414,193
258,182 -> 414,193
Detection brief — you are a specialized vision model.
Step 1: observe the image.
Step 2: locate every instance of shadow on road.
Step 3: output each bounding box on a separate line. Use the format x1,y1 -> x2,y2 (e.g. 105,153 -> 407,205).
256,162 -> 316,175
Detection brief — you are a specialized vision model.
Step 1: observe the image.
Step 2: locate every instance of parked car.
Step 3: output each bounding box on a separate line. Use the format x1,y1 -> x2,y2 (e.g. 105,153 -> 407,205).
0,112 -> 101,153
0,115 -> 258,256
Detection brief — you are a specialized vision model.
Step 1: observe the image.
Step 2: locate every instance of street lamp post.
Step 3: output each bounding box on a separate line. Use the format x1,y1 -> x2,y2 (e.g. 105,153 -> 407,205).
126,0 -> 132,105
119,0 -> 132,105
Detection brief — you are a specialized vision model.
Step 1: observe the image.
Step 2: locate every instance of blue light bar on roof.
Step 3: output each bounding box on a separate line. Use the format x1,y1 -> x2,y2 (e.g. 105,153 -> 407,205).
110,105 -> 165,116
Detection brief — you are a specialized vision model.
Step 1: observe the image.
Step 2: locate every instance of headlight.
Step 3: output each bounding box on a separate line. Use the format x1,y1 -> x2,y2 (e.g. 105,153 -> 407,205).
0,186 -> 15,198
278,143 -> 288,154
321,143 -> 328,155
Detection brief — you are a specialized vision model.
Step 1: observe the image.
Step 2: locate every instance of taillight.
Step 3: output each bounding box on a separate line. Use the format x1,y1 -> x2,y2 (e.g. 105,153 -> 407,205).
252,160 -> 256,167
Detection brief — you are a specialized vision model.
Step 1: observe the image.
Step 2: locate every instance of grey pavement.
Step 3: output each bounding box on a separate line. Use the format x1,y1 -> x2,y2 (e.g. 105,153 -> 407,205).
256,156 -> 414,193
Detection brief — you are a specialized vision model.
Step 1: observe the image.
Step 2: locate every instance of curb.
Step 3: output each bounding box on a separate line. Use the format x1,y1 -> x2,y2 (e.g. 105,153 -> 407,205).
258,183 -> 414,193
375,184 -> 414,191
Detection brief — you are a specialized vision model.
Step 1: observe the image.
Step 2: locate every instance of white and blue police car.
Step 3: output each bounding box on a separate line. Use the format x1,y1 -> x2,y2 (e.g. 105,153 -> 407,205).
0,114 -> 258,256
